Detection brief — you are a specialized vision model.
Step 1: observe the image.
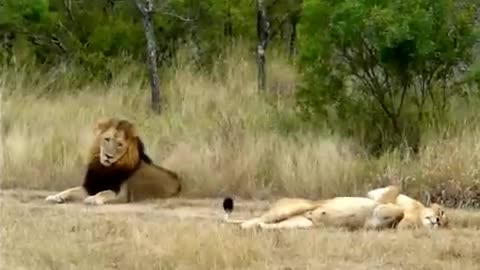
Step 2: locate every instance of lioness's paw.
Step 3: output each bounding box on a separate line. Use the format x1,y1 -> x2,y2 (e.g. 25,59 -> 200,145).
84,196 -> 104,206
45,194 -> 66,204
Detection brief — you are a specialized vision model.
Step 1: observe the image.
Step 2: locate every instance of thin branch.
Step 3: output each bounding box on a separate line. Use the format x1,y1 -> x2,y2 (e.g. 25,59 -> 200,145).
396,83 -> 408,118
63,0 -> 78,24
155,10 -> 194,22
269,13 -> 290,40
340,46 -> 398,129
50,34 -> 67,53
266,0 -> 281,12
341,48 -> 394,117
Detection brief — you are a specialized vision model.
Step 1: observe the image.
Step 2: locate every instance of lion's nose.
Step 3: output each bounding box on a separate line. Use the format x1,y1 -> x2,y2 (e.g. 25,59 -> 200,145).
436,217 -> 440,223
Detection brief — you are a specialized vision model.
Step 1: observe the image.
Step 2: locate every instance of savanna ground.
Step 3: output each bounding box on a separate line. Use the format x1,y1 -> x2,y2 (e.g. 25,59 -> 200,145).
2,190 -> 480,270
1,48 -> 480,269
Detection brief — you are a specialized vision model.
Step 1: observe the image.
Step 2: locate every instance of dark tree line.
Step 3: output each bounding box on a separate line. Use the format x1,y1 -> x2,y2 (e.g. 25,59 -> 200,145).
0,0 -> 303,112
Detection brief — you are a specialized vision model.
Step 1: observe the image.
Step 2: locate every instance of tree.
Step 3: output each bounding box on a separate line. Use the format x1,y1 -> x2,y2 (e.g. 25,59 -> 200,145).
135,0 -> 161,113
285,0 -> 302,60
266,0 -> 303,60
256,0 -> 270,92
297,0 -> 479,153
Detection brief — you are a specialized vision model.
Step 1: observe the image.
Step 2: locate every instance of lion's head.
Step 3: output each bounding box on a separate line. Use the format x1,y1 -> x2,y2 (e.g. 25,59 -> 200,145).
422,203 -> 449,229
90,118 -> 142,169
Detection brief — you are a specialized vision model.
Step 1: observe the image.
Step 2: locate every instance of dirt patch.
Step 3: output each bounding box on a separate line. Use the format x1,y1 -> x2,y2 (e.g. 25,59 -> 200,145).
0,188 -> 271,221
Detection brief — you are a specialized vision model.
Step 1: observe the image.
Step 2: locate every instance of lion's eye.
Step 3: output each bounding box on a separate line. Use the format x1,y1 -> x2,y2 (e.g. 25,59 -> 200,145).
104,137 -> 110,142
117,143 -> 123,148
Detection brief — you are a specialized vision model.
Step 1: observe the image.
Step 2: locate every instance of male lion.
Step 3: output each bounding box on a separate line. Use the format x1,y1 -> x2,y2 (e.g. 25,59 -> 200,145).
367,185 -> 449,229
222,186 -> 405,230
45,117 -> 182,205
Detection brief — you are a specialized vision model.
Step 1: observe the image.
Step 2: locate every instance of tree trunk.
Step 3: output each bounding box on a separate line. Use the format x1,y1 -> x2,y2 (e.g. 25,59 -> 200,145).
1,32 -> 15,65
256,0 -> 269,92
187,4 -> 201,65
135,0 -> 161,114
224,0 -> 233,39
288,14 -> 298,61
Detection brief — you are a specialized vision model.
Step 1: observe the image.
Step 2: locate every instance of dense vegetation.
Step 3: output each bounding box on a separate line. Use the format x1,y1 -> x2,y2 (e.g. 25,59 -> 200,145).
1,0 -> 480,205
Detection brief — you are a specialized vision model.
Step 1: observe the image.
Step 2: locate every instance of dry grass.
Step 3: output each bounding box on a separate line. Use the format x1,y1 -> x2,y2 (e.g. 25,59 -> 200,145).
1,47 -> 480,269
1,190 -> 480,270
0,48 -> 368,199
2,49 -> 478,200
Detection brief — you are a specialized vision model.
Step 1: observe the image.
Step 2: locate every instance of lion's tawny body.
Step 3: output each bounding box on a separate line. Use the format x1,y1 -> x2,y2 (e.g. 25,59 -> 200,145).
225,195 -> 405,230
224,185 -> 448,231
46,118 -> 182,205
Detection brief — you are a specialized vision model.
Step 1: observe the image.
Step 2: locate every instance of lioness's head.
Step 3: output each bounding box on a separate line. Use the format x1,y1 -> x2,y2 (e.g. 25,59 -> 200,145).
93,118 -> 140,167
422,203 -> 449,229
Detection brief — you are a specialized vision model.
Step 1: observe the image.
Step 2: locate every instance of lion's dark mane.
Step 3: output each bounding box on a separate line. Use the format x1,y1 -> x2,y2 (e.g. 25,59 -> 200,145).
82,137 -> 153,196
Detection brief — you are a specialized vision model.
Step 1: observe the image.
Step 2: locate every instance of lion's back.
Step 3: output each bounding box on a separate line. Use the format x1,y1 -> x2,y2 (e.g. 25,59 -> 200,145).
126,161 -> 182,201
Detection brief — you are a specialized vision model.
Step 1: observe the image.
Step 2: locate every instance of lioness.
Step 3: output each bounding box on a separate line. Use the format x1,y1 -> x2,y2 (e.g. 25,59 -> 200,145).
367,185 -> 449,229
45,117 -> 182,205
222,186 -> 404,230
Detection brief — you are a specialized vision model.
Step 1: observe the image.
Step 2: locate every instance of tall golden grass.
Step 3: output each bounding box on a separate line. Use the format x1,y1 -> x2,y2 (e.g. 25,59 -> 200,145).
1,46 -> 479,204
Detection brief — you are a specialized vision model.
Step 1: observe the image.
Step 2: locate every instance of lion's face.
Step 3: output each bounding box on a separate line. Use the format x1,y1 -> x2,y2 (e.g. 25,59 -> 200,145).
94,118 -> 138,167
99,129 -> 129,166
422,203 -> 448,229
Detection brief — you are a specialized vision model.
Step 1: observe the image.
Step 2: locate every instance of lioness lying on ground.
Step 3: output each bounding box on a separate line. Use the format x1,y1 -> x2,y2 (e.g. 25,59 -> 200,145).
222,186 -> 405,230
45,117 -> 182,205
223,185 -> 449,230
367,185 -> 449,229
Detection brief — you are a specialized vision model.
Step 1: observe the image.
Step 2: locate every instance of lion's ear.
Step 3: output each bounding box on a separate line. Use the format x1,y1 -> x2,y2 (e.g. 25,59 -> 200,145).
94,118 -> 113,135
129,125 -> 138,138
116,120 -> 137,138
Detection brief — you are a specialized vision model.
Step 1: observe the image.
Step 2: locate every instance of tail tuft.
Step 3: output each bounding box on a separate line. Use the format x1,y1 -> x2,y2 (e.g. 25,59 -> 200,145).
223,197 -> 234,214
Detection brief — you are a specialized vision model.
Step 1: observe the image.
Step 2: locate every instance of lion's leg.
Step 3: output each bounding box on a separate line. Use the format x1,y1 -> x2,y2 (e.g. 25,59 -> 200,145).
255,199 -> 318,224
239,218 -> 263,229
367,185 -> 401,204
258,216 -> 314,230
240,208 -> 311,229
232,199 -> 316,229
224,218 -> 249,224
45,186 -> 87,204
84,184 -> 128,205
396,218 -> 418,230
395,212 -> 421,230
365,203 -> 405,230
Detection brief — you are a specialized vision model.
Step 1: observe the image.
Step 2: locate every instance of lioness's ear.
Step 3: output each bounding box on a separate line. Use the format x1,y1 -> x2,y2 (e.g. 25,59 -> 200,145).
430,203 -> 444,212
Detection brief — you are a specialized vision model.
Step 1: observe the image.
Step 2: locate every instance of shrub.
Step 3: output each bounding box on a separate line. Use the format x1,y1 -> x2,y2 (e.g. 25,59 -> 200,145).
297,0 -> 479,154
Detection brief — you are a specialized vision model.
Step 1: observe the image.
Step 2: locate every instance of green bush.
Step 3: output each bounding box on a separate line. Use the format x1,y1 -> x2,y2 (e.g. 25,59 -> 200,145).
296,0 -> 479,154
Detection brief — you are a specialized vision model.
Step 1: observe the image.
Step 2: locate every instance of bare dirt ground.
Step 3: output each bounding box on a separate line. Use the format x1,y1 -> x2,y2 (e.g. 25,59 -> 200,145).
1,189 -> 480,270
0,189 -> 269,221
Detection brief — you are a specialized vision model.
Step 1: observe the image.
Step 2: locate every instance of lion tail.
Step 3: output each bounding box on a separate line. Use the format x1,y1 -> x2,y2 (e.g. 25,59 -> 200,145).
222,197 -> 247,223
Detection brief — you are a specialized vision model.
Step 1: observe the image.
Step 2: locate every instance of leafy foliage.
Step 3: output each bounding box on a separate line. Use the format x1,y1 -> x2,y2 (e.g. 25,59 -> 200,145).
1,0 -> 479,155
297,0 -> 479,154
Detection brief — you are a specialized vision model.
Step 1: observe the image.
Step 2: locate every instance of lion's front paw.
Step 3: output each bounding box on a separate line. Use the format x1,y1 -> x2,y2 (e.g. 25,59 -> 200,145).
45,194 -> 66,204
84,195 -> 104,206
